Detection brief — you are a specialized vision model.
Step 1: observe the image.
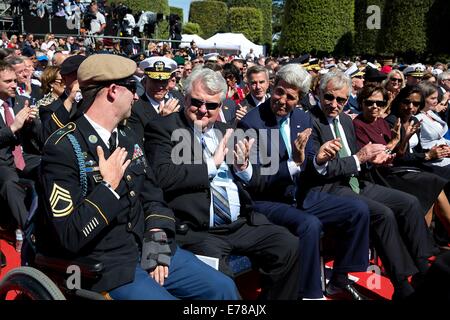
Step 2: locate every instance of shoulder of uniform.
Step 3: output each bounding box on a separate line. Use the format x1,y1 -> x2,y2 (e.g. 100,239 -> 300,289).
45,122 -> 77,146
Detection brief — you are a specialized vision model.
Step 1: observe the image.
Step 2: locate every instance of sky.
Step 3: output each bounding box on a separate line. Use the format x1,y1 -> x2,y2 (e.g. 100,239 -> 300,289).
169,0 -> 193,23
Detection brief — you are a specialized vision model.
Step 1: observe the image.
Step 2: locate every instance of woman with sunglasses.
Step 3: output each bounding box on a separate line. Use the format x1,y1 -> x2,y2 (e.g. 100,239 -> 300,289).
381,70 -> 405,118
36,66 -> 65,109
355,84 -> 450,238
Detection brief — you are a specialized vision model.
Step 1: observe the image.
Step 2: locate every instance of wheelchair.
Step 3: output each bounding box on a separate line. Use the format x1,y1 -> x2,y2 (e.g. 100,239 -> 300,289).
0,251 -> 106,300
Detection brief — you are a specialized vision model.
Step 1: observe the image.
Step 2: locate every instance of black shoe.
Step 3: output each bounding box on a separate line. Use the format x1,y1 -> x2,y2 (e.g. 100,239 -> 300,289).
325,282 -> 369,300
0,250 -> 6,268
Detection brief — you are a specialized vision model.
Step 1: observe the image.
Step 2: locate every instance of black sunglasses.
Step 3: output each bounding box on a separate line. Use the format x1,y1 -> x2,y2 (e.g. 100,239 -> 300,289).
323,93 -> 347,105
116,80 -> 137,95
390,78 -> 403,83
364,99 -> 387,108
402,99 -> 421,107
190,97 -> 221,110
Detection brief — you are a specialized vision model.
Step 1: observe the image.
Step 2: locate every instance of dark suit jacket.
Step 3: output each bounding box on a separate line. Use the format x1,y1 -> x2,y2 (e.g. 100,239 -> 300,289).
240,93 -> 270,113
127,94 -> 159,143
0,96 -> 43,168
144,111 -> 271,236
309,105 -> 363,193
238,100 -> 316,204
221,98 -> 237,125
344,94 -> 361,114
128,92 -> 186,143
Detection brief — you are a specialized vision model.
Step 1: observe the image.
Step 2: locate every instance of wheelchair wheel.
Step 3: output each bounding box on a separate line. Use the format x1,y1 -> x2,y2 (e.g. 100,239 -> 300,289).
0,266 -> 66,300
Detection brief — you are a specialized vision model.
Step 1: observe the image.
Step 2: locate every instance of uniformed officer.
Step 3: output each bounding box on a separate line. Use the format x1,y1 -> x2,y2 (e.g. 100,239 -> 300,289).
38,54 -> 239,300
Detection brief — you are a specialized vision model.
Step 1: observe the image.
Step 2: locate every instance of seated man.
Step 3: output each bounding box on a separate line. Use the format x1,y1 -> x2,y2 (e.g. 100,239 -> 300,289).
239,64 -> 370,300
38,54 -> 239,300
0,60 -> 41,252
144,67 -> 300,300
308,70 -> 435,300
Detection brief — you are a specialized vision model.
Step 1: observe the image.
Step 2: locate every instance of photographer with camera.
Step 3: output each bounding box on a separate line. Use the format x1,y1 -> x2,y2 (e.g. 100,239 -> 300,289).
84,1 -> 106,40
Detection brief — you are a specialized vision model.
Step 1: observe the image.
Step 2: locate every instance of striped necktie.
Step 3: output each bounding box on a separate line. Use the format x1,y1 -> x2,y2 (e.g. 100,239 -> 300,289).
211,183 -> 232,226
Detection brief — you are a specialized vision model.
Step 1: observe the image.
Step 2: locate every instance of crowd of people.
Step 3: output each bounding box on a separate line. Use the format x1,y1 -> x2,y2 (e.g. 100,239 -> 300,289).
0,25 -> 450,301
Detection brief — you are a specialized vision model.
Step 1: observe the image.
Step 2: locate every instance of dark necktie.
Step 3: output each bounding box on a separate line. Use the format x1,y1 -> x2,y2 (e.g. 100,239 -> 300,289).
332,118 -> 360,194
3,101 -> 26,170
108,131 -> 117,153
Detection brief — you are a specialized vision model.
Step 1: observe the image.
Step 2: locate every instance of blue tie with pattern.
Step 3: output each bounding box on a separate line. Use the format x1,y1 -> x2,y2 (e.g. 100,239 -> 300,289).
279,117 -> 292,157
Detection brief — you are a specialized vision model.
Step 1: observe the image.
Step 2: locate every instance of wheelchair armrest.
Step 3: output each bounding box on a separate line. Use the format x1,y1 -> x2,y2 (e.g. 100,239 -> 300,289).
34,253 -> 103,279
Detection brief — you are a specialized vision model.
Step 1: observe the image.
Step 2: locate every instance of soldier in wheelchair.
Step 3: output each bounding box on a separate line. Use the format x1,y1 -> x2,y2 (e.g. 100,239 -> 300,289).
1,54 -> 239,300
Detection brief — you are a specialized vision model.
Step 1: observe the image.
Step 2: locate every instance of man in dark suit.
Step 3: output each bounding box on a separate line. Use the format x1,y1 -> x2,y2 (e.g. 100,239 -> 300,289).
237,65 -> 271,121
0,61 -> 41,248
144,67 -> 300,300
4,55 -> 42,101
309,69 -> 436,300
38,54 -> 239,300
127,56 -> 181,142
239,64 -> 370,300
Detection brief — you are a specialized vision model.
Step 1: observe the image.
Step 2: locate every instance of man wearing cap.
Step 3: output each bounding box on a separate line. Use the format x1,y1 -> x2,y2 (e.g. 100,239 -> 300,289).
37,54 -> 239,300
344,64 -> 365,115
128,56 -> 181,142
144,67 -> 300,300
39,55 -> 86,141
404,64 -> 425,86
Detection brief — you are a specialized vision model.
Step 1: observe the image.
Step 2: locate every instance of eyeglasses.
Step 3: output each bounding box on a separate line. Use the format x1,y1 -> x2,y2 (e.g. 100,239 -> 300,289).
390,78 -> 403,83
190,97 -> 221,110
323,93 -> 347,106
116,80 -> 137,95
364,99 -> 387,108
402,99 -> 421,107
273,87 -> 299,101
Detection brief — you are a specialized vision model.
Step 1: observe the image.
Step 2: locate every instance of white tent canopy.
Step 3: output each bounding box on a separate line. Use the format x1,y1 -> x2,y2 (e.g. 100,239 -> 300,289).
205,33 -> 264,58
179,34 -> 207,48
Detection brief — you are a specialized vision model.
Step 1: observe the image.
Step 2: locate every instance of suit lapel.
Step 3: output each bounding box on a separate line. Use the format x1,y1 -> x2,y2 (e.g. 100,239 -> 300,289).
340,114 -> 358,154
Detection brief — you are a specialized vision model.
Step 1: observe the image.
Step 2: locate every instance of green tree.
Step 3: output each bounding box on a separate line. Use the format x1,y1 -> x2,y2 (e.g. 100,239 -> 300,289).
279,0 -> 355,56
110,0 -> 169,14
272,0 -> 284,35
353,0 -> 387,56
229,7 -> 263,43
383,0 -> 433,57
152,20 -> 170,40
169,7 -> 183,22
182,22 -> 202,35
427,0 -> 450,57
189,1 -> 228,38
229,0 -> 272,47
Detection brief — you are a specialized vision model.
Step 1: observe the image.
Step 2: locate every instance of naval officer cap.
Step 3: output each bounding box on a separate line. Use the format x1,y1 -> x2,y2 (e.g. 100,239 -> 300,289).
139,56 -> 177,80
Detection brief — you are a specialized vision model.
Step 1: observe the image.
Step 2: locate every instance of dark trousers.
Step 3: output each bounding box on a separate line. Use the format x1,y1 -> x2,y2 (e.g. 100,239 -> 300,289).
0,157 -> 39,228
254,191 -> 370,299
179,222 -> 300,300
330,182 -> 434,280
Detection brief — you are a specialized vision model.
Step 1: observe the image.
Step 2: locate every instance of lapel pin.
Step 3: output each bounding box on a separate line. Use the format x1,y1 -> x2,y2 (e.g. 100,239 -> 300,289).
88,135 -> 98,144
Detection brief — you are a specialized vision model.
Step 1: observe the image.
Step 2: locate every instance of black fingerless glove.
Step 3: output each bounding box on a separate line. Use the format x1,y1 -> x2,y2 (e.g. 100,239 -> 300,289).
141,230 -> 172,271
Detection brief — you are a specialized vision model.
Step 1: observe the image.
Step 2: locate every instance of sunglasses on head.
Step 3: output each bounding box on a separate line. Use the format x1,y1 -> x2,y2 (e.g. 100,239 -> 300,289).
323,93 -> 347,105
364,99 -> 387,108
190,97 -> 221,110
402,99 -> 421,107
116,80 -> 137,95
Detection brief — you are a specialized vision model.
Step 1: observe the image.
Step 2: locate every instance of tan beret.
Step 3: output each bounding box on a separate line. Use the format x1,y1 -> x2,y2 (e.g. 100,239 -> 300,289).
78,54 -> 136,87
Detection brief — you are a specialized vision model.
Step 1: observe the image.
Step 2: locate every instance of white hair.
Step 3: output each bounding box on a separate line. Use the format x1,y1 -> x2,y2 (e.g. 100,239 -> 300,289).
319,70 -> 352,96
185,67 -> 227,101
274,64 -> 311,97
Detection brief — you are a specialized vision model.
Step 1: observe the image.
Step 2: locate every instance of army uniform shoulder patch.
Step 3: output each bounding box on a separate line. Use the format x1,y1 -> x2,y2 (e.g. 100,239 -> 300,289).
45,122 -> 77,146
